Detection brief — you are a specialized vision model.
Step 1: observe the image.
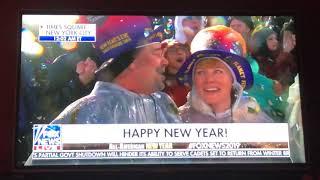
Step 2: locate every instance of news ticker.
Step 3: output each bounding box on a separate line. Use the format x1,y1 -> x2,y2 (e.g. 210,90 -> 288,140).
32,141 -> 290,160
32,149 -> 290,160
33,142 -> 288,151
32,124 -> 291,160
38,24 -> 96,42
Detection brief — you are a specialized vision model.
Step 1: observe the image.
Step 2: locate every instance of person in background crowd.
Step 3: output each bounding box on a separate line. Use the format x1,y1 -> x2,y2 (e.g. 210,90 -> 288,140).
248,26 -> 297,122
228,16 -> 254,49
205,16 -> 227,27
174,16 -> 206,46
164,18 -> 175,39
20,42 -> 100,125
151,16 -> 163,29
162,39 -> 191,107
250,26 -> 297,89
228,16 -> 261,81
227,16 -> 259,78
280,20 -> 296,56
46,43 -> 100,118
17,43 -> 100,165
177,25 -> 272,123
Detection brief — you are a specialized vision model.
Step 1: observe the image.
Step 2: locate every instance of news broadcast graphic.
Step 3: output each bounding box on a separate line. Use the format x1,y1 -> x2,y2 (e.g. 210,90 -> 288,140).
33,124 -> 62,151
38,24 -> 96,42
16,15 -> 305,166
30,124 -> 290,163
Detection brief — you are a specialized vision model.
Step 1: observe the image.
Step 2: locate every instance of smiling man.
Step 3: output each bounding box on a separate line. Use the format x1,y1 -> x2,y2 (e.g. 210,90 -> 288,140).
177,25 -> 272,123
51,16 -> 182,124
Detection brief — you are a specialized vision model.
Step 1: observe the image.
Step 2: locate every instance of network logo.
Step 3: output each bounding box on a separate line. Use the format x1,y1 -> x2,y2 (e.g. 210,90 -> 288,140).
33,124 -> 62,151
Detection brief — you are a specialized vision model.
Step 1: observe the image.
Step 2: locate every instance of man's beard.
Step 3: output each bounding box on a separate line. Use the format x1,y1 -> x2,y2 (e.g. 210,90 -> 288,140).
155,66 -> 166,91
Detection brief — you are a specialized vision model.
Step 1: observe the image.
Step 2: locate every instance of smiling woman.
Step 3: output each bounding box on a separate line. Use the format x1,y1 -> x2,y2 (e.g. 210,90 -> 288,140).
177,25 -> 273,123
179,57 -> 272,123
194,59 -> 233,113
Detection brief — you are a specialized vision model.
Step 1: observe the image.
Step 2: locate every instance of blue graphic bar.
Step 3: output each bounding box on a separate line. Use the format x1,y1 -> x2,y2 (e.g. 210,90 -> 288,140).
81,36 -> 95,41
39,36 -> 55,41
39,36 -> 96,42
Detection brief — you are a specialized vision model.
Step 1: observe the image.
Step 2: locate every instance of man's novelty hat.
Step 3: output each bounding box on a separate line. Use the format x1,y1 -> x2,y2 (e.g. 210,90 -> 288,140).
79,16 -> 165,78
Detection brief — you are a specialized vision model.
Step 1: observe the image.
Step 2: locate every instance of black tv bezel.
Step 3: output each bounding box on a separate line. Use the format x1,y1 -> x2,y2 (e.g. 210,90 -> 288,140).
12,9 -> 311,175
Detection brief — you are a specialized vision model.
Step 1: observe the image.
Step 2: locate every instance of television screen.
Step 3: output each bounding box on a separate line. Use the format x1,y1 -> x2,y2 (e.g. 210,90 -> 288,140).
16,14 -> 305,167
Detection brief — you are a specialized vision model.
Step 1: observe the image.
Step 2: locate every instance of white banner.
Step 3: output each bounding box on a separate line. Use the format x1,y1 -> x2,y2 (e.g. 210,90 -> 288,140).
55,123 -> 289,143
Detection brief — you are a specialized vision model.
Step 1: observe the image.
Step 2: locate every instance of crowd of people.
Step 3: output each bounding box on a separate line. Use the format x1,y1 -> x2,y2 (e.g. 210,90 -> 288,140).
18,15 -> 301,164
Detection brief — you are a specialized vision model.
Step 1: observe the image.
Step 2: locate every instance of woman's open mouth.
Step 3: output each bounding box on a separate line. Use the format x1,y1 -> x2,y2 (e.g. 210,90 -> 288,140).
176,57 -> 185,64
204,87 -> 220,92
